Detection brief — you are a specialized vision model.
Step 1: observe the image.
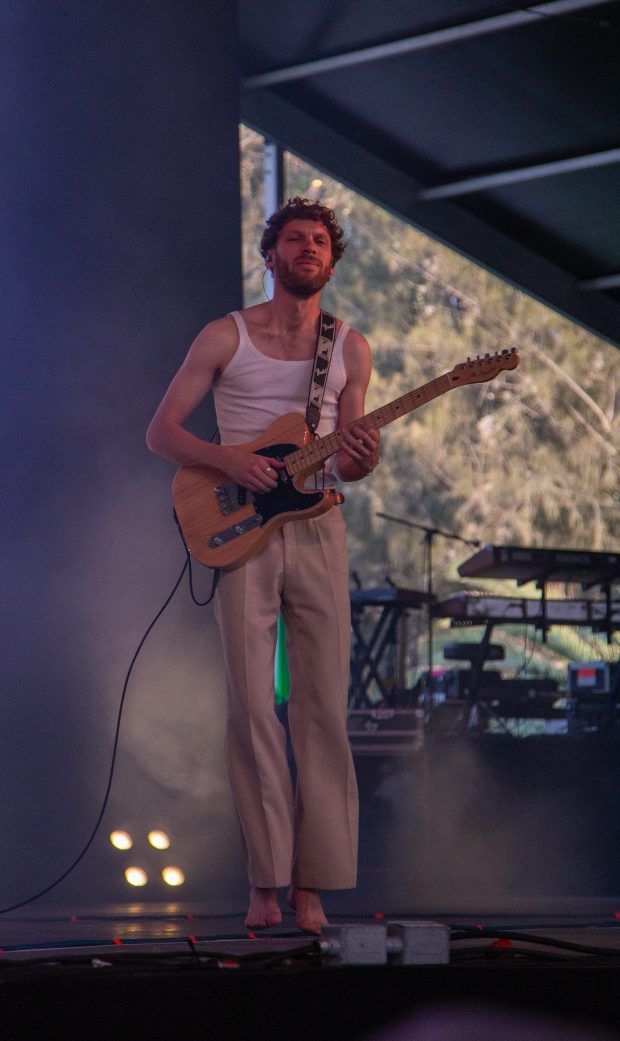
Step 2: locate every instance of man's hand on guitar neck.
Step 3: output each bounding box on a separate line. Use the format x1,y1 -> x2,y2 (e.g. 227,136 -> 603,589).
219,445 -> 285,493
335,421 -> 381,482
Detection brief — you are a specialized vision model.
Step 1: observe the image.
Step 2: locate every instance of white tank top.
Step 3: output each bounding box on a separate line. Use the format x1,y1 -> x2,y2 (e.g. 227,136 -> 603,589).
213,311 -> 349,485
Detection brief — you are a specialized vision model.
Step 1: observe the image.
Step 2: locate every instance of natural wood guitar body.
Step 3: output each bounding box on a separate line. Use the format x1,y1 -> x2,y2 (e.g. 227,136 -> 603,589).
172,412 -> 342,570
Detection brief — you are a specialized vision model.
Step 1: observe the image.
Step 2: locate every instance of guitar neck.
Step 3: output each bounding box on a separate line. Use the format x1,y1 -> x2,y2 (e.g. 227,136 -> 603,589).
285,371 -> 452,477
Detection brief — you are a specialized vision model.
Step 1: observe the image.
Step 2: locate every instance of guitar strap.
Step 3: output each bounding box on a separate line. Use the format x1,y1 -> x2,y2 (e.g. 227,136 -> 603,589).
306,311 -> 337,436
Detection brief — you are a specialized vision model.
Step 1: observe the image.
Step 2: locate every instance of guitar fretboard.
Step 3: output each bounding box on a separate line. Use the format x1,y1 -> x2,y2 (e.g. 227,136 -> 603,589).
285,372 -> 453,476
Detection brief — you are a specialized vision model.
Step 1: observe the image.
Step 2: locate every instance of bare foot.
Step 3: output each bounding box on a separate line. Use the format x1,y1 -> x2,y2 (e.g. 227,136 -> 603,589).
287,886 -> 328,935
245,886 -> 282,929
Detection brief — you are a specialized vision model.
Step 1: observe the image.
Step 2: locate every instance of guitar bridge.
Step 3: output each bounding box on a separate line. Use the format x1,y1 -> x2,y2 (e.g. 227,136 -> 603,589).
215,481 -> 247,515
209,512 -> 262,548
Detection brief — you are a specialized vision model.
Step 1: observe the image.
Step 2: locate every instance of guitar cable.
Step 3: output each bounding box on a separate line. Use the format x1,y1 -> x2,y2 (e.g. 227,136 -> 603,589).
0,530 -> 219,916
173,508 -> 221,605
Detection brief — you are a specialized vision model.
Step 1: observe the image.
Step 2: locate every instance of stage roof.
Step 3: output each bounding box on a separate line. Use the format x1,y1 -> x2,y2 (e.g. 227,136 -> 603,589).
239,1 -> 620,348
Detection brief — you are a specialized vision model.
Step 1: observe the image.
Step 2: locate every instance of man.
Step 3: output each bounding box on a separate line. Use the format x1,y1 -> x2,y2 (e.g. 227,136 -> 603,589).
147,197 -> 380,933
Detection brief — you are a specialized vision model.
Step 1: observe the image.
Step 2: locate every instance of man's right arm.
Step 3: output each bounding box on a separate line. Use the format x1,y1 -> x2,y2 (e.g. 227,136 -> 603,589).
146,317 -> 282,492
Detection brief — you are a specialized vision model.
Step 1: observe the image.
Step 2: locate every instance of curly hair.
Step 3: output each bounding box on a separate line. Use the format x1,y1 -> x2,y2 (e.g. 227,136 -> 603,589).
259,196 -> 346,265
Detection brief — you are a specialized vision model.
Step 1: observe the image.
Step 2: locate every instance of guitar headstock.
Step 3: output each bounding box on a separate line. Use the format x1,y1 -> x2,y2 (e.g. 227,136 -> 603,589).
448,347 -> 520,386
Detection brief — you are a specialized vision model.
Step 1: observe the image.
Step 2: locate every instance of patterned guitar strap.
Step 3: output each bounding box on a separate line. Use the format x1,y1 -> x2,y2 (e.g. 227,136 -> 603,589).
306,310 -> 337,437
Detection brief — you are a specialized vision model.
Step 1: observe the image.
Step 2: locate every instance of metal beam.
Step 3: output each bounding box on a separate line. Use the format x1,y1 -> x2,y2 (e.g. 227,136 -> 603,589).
417,147 -> 620,200
263,140 -> 284,220
243,0 -> 613,89
263,140 -> 284,301
579,273 -> 620,291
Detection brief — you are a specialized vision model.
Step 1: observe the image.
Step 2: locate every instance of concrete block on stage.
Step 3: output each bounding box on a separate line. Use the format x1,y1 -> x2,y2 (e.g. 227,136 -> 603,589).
321,923 -> 388,965
387,920 -> 450,965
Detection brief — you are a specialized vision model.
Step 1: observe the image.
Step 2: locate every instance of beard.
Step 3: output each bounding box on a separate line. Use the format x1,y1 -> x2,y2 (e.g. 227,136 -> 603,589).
273,256 -> 332,299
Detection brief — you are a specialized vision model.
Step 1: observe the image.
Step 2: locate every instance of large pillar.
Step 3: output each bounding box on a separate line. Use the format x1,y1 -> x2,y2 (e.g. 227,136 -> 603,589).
1,3 -> 244,907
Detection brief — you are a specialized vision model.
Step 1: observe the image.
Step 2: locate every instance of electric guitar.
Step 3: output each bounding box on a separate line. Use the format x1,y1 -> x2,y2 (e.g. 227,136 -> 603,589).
172,348 -> 519,571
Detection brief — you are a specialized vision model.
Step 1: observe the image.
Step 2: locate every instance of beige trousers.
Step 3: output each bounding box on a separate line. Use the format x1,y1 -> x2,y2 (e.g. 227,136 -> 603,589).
213,508 -> 358,889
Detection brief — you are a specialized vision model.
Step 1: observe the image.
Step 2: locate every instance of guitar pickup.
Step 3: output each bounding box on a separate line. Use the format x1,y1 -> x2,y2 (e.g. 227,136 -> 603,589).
215,481 -> 248,515
209,512 -> 263,548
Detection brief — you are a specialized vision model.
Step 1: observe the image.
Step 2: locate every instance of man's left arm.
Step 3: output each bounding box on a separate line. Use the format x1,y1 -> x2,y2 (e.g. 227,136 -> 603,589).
333,330 -> 381,483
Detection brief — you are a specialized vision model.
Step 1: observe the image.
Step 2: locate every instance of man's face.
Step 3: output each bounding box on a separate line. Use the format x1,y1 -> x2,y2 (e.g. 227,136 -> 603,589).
272,219 -> 334,299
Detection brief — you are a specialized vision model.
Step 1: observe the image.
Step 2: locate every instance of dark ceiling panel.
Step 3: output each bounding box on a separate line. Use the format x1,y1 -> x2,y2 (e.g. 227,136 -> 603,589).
264,20 -> 620,172
239,0 -> 620,346
468,166 -> 620,275
240,0 -> 509,72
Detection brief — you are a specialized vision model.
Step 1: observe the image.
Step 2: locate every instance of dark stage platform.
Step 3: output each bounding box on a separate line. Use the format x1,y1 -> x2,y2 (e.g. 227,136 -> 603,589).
3,900 -> 620,1041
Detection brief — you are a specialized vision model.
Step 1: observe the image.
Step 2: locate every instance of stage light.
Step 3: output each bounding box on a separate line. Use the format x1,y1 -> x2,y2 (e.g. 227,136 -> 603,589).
110,830 -> 133,850
125,866 -> 148,887
311,178 -> 323,188
162,866 -> 185,887
148,830 -> 171,850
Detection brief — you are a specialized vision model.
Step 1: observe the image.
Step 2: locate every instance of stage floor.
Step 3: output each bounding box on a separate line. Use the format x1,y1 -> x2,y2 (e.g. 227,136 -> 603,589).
3,900 -> 620,1041
3,897 -> 620,954
3,896 -> 620,959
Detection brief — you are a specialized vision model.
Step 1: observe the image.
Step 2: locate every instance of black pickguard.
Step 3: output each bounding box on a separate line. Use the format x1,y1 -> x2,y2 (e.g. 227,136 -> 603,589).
253,443 -> 324,523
